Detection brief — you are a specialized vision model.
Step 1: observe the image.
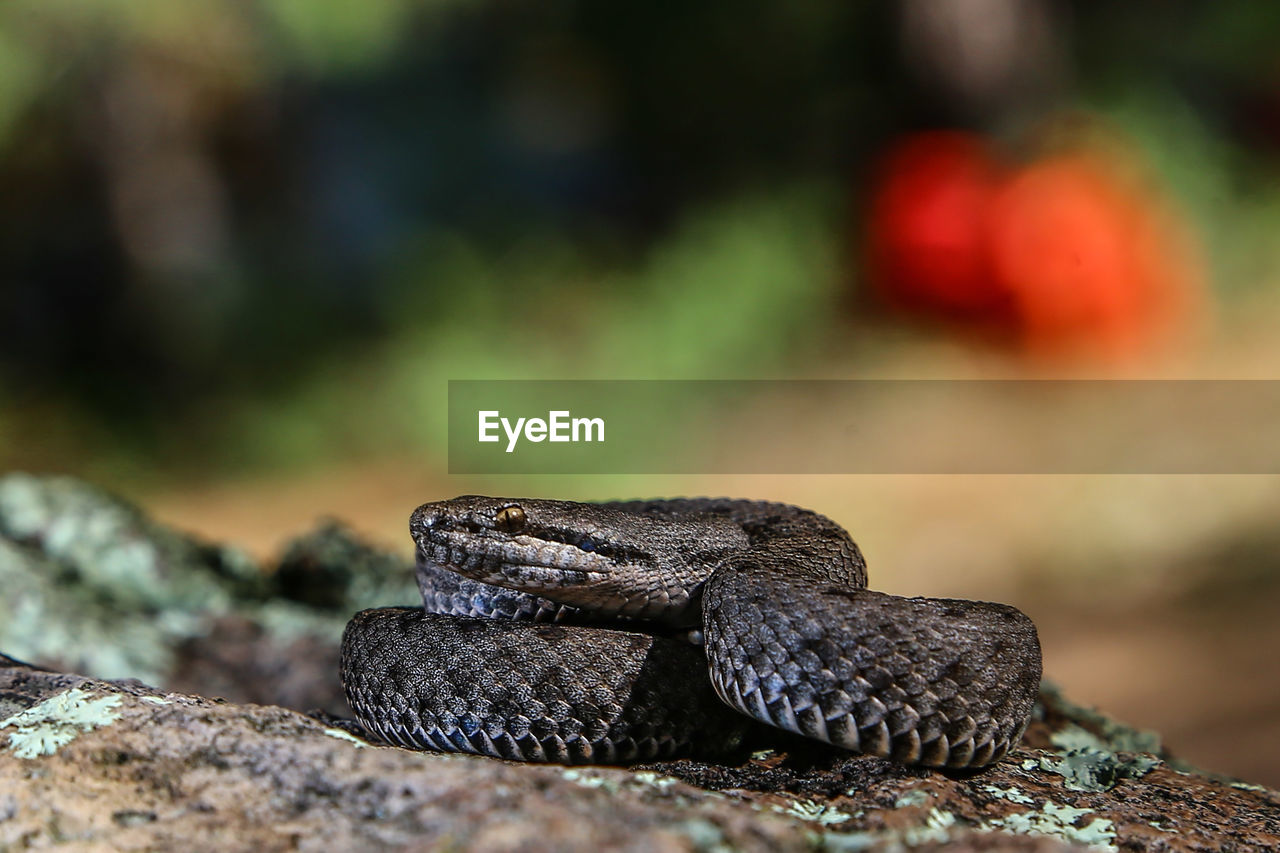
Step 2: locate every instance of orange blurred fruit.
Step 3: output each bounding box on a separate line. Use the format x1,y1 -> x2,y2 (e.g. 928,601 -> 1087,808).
985,152 -> 1198,357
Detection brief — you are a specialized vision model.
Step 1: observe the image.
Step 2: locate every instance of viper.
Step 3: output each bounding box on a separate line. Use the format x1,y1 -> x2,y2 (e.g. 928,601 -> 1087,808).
340,497 -> 1042,768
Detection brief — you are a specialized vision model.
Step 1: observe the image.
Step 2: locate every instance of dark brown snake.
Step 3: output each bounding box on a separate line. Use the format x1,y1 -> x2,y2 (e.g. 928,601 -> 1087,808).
340,497 -> 1042,767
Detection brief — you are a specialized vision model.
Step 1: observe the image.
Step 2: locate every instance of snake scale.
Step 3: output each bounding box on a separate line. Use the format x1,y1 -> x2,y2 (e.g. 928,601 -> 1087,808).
340,497 -> 1042,768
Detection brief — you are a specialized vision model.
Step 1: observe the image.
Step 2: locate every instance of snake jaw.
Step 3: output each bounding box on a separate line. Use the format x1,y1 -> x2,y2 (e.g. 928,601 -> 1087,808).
413,522 -> 664,618
474,562 -> 610,600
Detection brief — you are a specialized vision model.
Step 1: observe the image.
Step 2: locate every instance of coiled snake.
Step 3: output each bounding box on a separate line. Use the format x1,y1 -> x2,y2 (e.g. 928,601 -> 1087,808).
340,497 -> 1041,768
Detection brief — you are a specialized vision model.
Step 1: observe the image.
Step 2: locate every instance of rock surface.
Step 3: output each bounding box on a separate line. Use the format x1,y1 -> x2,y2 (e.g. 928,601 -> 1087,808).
3,472 -> 1279,851
3,656 -> 1279,852
0,472 -> 416,714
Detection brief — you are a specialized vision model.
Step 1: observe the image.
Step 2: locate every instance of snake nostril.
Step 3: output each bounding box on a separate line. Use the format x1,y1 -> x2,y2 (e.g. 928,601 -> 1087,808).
413,505 -> 450,534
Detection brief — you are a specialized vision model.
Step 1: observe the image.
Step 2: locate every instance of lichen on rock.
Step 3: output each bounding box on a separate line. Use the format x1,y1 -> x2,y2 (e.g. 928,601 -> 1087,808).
1,687 -> 123,759
0,473 -> 418,712
1,473 -> 1279,851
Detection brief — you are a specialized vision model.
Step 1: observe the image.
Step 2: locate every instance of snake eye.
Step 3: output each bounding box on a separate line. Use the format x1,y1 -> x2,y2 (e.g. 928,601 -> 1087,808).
494,504 -> 527,533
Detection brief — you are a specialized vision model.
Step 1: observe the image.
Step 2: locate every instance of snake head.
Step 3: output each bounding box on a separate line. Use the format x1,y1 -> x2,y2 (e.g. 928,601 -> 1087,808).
410,496 -> 749,624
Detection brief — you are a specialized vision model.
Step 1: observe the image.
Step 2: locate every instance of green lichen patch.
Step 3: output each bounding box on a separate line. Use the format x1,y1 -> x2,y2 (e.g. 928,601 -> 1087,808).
978,801 -> 1117,851
560,768 -> 620,791
814,790 -> 1125,852
0,687 -> 124,759
817,806 -> 957,851
0,474 -> 419,700
907,808 -> 959,845
322,727 -> 368,748
0,473 -> 250,613
561,767 -> 684,795
891,788 -> 931,808
982,784 -> 1035,805
630,770 -> 681,790
1040,728 -> 1162,792
776,798 -> 853,825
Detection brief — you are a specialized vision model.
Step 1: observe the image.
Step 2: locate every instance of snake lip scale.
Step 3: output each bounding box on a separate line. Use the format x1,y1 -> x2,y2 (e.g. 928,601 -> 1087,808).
341,496 -> 1043,769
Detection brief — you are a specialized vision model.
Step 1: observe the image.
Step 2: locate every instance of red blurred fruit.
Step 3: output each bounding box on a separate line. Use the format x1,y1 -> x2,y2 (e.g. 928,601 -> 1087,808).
865,129 -> 1202,359
866,132 -> 1008,319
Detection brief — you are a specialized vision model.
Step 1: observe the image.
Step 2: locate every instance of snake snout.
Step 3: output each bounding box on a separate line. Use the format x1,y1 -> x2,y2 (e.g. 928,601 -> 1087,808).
410,502 -> 447,534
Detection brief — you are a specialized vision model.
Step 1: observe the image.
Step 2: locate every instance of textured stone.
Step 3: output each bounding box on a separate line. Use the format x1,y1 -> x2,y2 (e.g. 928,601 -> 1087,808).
0,472 -> 418,715
3,655 -> 1279,851
3,473 -> 1279,850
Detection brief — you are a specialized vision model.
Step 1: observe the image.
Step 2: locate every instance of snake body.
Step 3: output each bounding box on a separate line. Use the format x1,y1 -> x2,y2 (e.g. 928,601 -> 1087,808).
340,497 -> 1042,768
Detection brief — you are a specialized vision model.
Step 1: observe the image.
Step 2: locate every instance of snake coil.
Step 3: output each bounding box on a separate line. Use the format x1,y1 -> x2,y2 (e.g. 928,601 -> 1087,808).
341,497 -> 1042,768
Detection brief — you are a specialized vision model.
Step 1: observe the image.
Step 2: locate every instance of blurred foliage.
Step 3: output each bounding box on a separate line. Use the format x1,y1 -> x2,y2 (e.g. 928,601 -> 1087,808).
3,2 -> 1280,480
1093,87 -> 1280,300
7,188 -> 838,480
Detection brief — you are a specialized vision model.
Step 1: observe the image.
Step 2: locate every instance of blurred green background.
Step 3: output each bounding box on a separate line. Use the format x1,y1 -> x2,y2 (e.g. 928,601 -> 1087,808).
5,1 -> 1280,479
3,2 -> 1280,783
